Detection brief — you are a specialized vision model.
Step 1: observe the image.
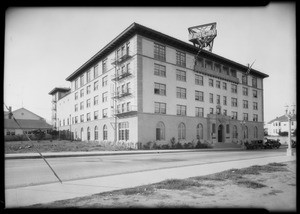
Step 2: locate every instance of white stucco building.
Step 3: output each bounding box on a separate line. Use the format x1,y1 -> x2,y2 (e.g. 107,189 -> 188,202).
49,23 -> 269,147
266,114 -> 297,136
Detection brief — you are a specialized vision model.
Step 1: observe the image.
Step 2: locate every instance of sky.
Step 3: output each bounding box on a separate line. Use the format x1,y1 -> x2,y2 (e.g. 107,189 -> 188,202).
4,4 -> 296,124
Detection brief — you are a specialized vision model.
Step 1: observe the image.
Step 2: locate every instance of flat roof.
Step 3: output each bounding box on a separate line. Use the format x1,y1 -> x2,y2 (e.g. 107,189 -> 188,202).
48,87 -> 70,95
65,22 -> 269,81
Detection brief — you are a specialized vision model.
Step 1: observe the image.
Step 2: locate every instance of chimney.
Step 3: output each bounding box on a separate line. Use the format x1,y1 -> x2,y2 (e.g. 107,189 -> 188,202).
8,106 -> 12,119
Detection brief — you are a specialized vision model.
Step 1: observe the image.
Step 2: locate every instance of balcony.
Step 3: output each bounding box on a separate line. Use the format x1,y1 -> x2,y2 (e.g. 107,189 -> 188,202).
112,89 -> 132,99
111,71 -> 132,81
194,64 -> 239,84
111,53 -> 132,66
115,105 -> 138,118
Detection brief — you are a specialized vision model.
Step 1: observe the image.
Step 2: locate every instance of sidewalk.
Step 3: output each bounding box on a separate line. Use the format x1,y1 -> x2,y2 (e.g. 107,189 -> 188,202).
5,147 -> 245,159
5,154 -> 295,208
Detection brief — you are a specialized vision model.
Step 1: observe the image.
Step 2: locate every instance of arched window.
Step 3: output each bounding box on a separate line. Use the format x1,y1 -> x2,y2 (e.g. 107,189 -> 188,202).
232,125 -> 237,139
94,126 -> 98,140
178,122 -> 186,140
80,127 -> 84,140
87,127 -> 90,141
103,125 -> 108,140
75,129 -> 77,139
156,121 -> 165,140
244,126 -> 248,139
196,123 -> 203,140
254,126 -> 258,139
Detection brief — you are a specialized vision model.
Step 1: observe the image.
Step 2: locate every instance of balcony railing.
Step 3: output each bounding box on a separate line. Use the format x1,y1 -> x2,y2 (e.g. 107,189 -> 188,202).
111,71 -> 132,81
111,53 -> 132,65
115,105 -> 138,118
194,64 -> 239,84
112,89 -> 132,99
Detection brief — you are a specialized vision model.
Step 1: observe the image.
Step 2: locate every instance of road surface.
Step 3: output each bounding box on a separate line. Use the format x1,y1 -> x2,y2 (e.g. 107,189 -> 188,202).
5,149 -> 286,189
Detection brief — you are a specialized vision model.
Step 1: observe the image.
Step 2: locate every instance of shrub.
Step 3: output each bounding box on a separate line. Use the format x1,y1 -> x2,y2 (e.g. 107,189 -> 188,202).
183,142 -> 194,149
161,144 -> 170,149
152,142 -> 161,150
170,137 -> 176,149
174,142 -> 183,149
278,131 -> 288,136
195,140 -> 211,149
142,141 -> 153,150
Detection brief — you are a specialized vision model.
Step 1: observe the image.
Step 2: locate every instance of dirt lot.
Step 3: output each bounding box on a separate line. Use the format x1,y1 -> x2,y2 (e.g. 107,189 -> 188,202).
29,161 -> 296,211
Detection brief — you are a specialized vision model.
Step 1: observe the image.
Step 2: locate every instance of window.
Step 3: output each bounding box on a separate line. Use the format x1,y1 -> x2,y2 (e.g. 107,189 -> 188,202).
197,58 -> 204,67
94,81 -> 99,91
176,50 -> 186,67
154,83 -> 166,95
253,114 -> 258,122
103,125 -> 108,140
86,85 -> 91,94
226,124 -> 230,134
209,108 -> 214,114
94,126 -> 98,140
126,102 -> 130,112
195,91 -> 204,101
102,76 -> 108,87
80,114 -> 84,122
232,111 -> 237,120
119,122 -> 129,141
75,78 -> 79,90
155,102 -> 166,114
243,100 -> 248,109
205,60 -> 213,69
243,87 -> 248,96
252,77 -> 257,88
212,123 -> 216,133
102,58 -> 107,73
195,74 -> 203,85
231,98 -> 237,107
243,113 -> 249,121
209,79 -> 214,87
196,123 -> 203,139
242,75 -> 247,85
94,95 -> 99,105
214,64 -> 221,72
253,102 -> 258,110
122,103 -> 125,113
176,87 -> 186,99
176,70 -> 186,82
75,92 -> 78,100
195,107 -> 204,117
86,70 -> 91,83
154,64 -> 166,77
94,64 -> 98,79
231,69 -> 237,77
94,110 -> 99,120
86,113 -> 91,121
222,82 -> 227,90
216,80 -> 220,88
103,108 -> 108,118
86,127 -> 91,141
232,125 -> 238,138
231,84 -> 237,93
253,89 -> 258,98
80,101 -> 84,110
154,43 -> 166,61
80,89 -> 84,97
86,99 -> 91,108
244,126 -> 248,139
254,126 -> 258,138
216,95 -> 220,104
223,96 -> 227,105
177,105 -> 186,116
223,66 -> 229,75
156,122 -> 165,141
223,109 -> 227,116
209,93 -> 214,103
102,92 -> 108,102
75,104 -> 78,112
75,116 -> 78,124
126,42 -> 130,55
80,74 -> 84,87
178,123 -> 186,140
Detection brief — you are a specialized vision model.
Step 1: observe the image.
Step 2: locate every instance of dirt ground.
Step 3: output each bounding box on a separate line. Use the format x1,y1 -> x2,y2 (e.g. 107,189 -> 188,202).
30,161 -> 296,211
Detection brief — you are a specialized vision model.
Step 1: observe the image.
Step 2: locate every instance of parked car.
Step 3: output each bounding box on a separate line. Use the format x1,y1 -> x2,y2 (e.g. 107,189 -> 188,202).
263,138 -> 281,149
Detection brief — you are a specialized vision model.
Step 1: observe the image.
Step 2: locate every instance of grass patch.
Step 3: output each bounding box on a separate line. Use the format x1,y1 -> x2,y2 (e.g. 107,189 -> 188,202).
122,186 -> 155,196
154,179 -> 202,190
235,179 -> 267,189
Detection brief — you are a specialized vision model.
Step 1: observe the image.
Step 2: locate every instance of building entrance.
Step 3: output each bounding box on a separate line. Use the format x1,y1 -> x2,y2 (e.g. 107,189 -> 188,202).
218,124 -> 223,143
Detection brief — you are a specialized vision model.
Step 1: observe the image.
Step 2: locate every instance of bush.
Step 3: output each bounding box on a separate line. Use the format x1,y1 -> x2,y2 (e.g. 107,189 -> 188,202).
170,137 -> 176,149
152,142 -> 161,150
142,141 -> 153,150
195,140 -> 210,149
161,144 -> 170,149
278,131 -> 288,136
174,142 -> 183,149
183,142 -> 194,149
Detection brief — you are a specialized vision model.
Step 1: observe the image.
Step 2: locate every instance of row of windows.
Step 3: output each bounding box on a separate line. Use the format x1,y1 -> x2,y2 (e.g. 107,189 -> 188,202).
154,102 -> 259,121
156,121 -> 259,141
75,76 -> 108,100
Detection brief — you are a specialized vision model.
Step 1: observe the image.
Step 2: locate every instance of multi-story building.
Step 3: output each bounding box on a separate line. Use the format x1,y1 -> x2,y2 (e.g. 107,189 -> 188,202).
49,22 -> 269,147
266,114 -> 297,136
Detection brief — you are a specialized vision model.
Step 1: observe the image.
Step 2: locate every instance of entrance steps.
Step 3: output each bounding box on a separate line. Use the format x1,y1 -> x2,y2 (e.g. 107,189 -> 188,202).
213,142 -> 243,149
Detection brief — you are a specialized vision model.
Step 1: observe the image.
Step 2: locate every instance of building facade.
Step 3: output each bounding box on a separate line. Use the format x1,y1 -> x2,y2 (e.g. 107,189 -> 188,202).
266,115 -> 297,136
49,23 -> 269,147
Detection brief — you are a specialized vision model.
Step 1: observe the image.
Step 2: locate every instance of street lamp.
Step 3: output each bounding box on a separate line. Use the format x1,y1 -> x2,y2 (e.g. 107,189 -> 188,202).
285,105 -> 296,156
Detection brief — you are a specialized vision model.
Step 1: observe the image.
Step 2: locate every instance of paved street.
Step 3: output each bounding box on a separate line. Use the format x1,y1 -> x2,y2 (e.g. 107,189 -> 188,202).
5,148 -> 287,189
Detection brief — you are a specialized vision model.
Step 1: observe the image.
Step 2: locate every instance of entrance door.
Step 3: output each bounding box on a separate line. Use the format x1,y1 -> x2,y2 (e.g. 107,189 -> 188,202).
218,125 -> 223,143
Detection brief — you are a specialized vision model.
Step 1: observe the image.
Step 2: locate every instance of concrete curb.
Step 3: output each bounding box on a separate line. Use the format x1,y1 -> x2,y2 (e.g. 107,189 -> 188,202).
5,148 -> 245,159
